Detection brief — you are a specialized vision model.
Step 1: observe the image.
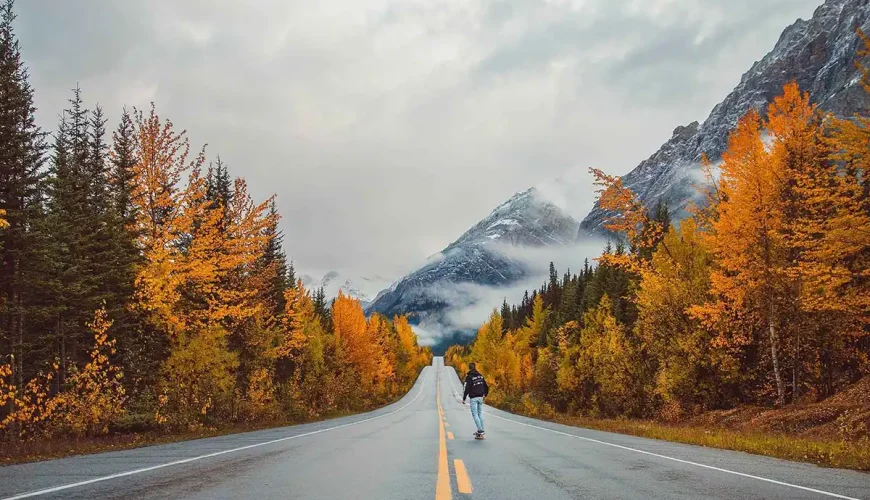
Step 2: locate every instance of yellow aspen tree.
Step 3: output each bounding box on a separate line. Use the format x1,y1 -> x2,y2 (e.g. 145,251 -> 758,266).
694,108 -> 791,407
0,365 -> 58,439
636,220 -> 729,417
511,295 -> 547,392
55,307 -> 127,436
276,281 -> 330,416
366,314 -> 395,395
130,104 -> 205,340
808,31 -> 870,334
332,292 -> 380,390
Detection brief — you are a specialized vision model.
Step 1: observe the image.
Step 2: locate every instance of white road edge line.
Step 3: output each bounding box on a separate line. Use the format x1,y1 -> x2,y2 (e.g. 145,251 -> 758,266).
444,367 -> 860,500
3,369 -> 430,500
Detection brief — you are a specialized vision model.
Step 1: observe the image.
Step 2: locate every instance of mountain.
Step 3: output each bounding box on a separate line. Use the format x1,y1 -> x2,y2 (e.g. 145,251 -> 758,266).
369,0 -> 870,349
582,0 -> 870,234
300,271 -> 390,308
366,188 -> 580,343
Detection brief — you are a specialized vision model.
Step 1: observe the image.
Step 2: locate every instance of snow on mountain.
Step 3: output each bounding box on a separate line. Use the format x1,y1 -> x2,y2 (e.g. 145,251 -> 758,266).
370,0 -> 870,350
582,0 -> 870,234
366,187 -> 586,348
300,271 -> 392,308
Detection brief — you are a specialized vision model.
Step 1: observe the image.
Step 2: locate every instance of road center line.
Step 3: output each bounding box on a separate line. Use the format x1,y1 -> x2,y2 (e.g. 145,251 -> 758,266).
2,369 -> 431,500
444,367 -> 858,500
436,372 -> 452,500
454,459 -> 473,494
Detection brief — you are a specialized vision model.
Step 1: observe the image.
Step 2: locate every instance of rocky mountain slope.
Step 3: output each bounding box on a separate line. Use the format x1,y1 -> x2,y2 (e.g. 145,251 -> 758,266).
366,188 -> 579,341
369,0 -> 870,348
582,0 -> 870,233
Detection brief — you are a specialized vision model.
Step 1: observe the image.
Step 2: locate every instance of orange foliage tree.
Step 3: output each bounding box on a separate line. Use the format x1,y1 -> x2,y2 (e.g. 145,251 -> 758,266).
691,107 -> 794,407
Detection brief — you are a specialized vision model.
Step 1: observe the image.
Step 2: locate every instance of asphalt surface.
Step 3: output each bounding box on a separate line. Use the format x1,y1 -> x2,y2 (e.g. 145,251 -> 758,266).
0,357 -> 868,499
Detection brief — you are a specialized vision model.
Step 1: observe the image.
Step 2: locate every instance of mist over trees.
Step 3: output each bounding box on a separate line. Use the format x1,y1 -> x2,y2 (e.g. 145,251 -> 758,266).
448,78 -> 869,420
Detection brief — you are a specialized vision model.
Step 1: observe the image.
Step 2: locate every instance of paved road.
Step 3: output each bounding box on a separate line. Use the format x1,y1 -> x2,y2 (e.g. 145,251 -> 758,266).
1,357 -> 868,499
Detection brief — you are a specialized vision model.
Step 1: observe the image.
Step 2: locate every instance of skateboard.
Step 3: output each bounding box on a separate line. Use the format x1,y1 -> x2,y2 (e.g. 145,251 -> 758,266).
474,432 -> 485,440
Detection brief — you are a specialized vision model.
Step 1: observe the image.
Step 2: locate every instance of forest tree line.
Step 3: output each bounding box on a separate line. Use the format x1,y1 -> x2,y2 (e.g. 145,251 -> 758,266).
448,67 -> 869,420
0,1 -> 430,441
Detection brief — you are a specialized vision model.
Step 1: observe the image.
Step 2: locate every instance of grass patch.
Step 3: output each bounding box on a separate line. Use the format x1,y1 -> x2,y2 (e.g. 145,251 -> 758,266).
497,406 -> 870,471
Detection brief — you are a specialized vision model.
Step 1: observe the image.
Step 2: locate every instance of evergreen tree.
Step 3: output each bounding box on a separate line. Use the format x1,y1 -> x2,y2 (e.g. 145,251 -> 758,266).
547,262 -> 560,305
206,155 -> 232,230
105,107 -> 144,384
558,278 -> 578,325
0,0 -> 47,386
259,200 -> 290,317
110,108 -> 137,227
287,260 -> 296,287
46,89 -> 96,378
500,299 -> 511,333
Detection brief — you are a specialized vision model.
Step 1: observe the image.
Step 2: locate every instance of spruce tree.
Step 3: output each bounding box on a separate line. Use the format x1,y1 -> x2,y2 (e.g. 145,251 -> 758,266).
558,278 -> 578,325
259,200 -> 290,317
206,155 -> 232,230
102,107 -> 143,381
110,108 -> 137,227
46,90 -> 94,378
0,0 -> 47,386
500,299 -> 511,333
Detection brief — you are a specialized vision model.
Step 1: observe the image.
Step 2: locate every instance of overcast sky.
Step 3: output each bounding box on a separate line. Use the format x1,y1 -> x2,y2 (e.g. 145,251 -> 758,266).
16,0 -> 821,284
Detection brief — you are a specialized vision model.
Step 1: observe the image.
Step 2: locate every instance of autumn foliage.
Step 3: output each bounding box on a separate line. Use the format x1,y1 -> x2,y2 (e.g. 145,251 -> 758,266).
1,307 -> 126,438
0,103 -> 430,439
0,0 -> 430,442
449,75 -> 869,422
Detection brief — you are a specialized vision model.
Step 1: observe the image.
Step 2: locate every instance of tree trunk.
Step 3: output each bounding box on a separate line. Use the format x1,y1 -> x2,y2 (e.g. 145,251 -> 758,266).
59,315 -> 66,386
792,328 -> 800,403
14,292 -> 23,391
768,309 -> 785,407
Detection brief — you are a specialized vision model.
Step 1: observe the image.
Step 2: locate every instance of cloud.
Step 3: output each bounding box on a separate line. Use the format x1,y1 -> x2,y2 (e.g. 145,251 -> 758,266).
14,0 -> 822,286
532,166 -> 600,222
412,237 -> 608,345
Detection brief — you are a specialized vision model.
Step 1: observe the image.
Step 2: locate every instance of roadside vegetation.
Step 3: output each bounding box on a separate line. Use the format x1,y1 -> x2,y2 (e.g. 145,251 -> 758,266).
447,33 -> 870,472
0,0 -> 431,463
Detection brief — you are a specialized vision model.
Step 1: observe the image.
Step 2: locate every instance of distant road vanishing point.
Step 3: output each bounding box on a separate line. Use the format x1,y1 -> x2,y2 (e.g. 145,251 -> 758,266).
1,358 -> 868,500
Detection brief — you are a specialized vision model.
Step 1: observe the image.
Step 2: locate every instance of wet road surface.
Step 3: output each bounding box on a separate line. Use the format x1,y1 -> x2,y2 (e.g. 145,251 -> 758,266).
1,357 -> 868,499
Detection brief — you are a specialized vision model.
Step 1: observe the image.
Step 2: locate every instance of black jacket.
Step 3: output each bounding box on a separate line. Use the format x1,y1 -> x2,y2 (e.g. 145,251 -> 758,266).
463,369 -> 489,400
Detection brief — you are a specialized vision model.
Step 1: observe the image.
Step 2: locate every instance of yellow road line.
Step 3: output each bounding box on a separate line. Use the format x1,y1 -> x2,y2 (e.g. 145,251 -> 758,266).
454,459 -> 473,494
447,431 -> 454,440
436,376 -> 451,500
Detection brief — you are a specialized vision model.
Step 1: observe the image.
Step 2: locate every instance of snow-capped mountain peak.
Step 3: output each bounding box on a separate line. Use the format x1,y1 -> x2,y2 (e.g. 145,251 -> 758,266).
300,271 -> 392,307
366,187 -> 581,345
448,188 -> 580,249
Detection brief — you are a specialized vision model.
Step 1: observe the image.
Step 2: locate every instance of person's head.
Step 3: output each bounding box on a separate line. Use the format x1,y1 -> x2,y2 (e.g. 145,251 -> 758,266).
468,362 -> 477,371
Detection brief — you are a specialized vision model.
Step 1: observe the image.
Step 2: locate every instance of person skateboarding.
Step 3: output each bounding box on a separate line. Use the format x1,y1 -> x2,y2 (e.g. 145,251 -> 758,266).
462,363 -> 489,439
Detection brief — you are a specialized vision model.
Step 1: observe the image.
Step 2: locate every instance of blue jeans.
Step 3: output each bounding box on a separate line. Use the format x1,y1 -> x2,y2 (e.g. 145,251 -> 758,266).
469,397 -> 484,432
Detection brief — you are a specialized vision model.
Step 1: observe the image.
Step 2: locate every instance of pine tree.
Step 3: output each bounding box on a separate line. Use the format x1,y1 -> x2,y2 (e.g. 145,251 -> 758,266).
259,200 -> 289,318
0,0 -> 47,388
500,299 -> 511,334
105,107 -> 144,387
558,278 -> 578,325
547,262 -> 560,305
45,88 -> 127,380
110,108 -> 137,229
206,155 -> 232,230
